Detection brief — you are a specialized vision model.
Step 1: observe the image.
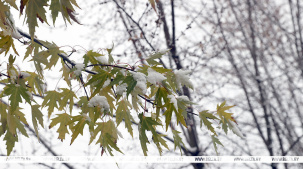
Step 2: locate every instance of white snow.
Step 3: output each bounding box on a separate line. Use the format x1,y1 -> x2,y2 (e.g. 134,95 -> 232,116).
147,68 -> 166,85
177,95 -> 190,102
96,56 -> 108,64
168,95 -> 178,109
20,72 -> 30,78
116,83 -> 127,95
88,95 -> 110,112
174,69 -> 194,90
74,63 -> 85,76
103,79 -> 111,88
131,71 -> 147,94
229,120 -> 245,139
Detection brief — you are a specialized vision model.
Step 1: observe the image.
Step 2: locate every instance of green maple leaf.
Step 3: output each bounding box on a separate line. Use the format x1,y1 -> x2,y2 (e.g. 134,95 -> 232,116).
2,84 -> 31,113
155,87 -> 168,118
42,90 -> 63,118
4,0 -> 18,9
83,50 -> 102,66
116,99 -> 134,137
49,113 -> 72,141
31,105 -> 44,139
26,0 -> 48,38
216,101 -> 236,134
0,102 -> 7,136
92,120 -> 123,155
172,130 -> 185,155
7,110 -> 28,137
199,110 -> 219,136
123,75 -> 137,97
26,72 -> 44,95
4,131 -> 18,155
0,33 -> 18,55
45,43 -> 60,69
163,103 -> 186,131
59,88 -> 77,114
86,69 -> 110,98
70,115 -> 87,145
152,133 -> 169,155
138,113 -> 161,156
211,135 -> 223,155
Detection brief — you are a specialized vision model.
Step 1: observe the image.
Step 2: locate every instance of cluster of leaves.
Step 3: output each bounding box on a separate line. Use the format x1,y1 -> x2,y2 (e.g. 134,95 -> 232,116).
0,0 -> 242,156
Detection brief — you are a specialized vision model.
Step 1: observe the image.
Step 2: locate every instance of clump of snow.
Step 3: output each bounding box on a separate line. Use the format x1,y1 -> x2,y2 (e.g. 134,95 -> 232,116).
74,63 -> 85,76
103,79 -> 111,88
175,69 -> 194,90
229,121 -> 245,139
88,95 -> 110,112
158,49 -> 170,54
177,95 -> 190,102
147,68 -> 166,85
131,71 -> 147,94
168,95 -> 178,109
96,56 -> 108,64
116,83 -> 127,95
20,72 -> 30,78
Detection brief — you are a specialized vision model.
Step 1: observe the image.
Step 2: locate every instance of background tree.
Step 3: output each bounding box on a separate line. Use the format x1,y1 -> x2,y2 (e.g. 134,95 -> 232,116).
82,0 -> 303,169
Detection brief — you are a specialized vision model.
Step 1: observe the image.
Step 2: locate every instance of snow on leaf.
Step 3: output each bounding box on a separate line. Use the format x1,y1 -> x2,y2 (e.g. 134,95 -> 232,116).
147,67 -> 166,85
49,113 -> 72,141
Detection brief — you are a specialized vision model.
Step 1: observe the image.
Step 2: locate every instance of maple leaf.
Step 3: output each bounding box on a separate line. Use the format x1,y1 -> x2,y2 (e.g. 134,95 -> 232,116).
92,120 -> 123,156
42,91 -> 63,118
25,0 -> 48,38
83,50 -> 101,66
0,33 -> 18,55
7,110 -> 28,137
152,133 -> 169,155
0,102 -> 7,136
211,135 -> 223,155
199,110 -> 219,136
138,113 -> 161,156
86,70 -> 110,98
25,72 -> 44,95
4,131 -> 18,155
70,115 -> 87,145
5,0 -> 18,10
123,75 -> 137,97
154,87 -> 168,118
59,88 -> 77,114
216,101 -> 236,133
49,113 -> 72,141
31,105 -> 44,140
116,99 -> 134,137
2,84 -> 31,113
172,130 -> 185,155
0,1 -> 9,29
